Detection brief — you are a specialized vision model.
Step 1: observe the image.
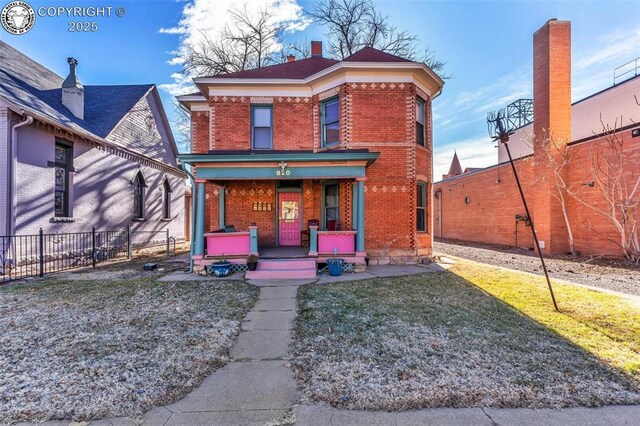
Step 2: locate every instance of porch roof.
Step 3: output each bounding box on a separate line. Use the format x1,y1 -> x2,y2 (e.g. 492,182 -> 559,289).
178,149 -> 379,180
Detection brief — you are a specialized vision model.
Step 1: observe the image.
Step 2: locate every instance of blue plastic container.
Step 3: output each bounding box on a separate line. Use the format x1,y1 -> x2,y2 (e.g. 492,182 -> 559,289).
327,258 -> 344,276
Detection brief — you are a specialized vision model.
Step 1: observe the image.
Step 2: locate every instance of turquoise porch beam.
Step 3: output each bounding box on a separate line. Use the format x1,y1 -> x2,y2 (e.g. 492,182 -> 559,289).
194,181 -> 206,256
356,179 -> 365,253
195,165 -> 366,180
218,187 -> 225,228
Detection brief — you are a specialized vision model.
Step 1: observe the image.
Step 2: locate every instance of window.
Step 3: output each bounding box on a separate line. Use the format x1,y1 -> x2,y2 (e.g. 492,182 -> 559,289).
133,171 -> 146,219
321,97 -> 339,146
54,142 -> 72,217
323,182 -> 339,230
162,178 -> 172,219
417,181 -> 427,232
252,105 -> 272,149
416,97 -> 426,146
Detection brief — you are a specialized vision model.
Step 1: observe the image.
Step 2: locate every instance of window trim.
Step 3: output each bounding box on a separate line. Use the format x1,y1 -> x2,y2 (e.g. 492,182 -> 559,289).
321,96 -> 340,147
416,181 -> 427,232
133,171 -> 147,220
321,181 -> 340,231
251,104 -> 273,150
54,140 -> 73,218
416,97 -> 426,147
162,177 -> 172,220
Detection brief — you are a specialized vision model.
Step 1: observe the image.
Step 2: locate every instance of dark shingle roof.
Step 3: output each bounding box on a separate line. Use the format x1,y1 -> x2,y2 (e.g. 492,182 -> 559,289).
0,41 -> 152,139
202,46 -> 416,81
213,56 -> 339,80
342,47 -> 412,62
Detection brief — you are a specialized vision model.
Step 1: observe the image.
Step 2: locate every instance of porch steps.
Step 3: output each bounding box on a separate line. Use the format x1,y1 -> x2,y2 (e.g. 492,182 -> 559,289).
245,258 -> 317,279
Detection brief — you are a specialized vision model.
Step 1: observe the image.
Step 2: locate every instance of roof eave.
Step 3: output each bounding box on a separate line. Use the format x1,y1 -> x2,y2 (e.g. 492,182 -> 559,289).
177,151 -> 380,167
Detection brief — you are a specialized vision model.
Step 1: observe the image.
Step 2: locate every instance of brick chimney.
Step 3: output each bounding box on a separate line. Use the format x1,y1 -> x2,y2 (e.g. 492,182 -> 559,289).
61,57 -> 84,120
287,54 -> 296,62
311,41 -> 322,57
532,19 -> 571,253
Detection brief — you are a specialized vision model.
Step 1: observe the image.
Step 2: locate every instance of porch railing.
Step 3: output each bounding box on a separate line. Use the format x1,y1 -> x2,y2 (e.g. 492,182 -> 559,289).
203,226 -> 258,257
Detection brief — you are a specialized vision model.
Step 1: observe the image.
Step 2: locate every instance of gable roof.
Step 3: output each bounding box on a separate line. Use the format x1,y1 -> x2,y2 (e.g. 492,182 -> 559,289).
0,41 -> 178,165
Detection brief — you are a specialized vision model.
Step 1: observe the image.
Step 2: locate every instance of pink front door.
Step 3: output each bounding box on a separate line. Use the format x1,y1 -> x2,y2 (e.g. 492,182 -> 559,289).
278,192 -> 302,246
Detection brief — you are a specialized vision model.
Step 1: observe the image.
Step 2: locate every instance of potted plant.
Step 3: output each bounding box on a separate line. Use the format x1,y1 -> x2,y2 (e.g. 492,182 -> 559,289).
211,255 -> 231,277
246,253 -> 259,271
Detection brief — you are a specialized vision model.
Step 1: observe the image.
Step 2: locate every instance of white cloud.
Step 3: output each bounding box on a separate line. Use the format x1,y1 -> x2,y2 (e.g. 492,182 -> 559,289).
434,135 -> 497,181
159,0 -> 310,96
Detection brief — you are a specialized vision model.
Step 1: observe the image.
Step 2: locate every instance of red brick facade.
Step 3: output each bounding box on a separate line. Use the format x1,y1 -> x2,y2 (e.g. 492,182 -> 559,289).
190,82 -> 435,263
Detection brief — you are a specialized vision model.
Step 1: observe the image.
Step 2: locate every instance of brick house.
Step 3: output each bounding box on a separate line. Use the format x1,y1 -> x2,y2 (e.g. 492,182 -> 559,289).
178,42 -> 444,276
0,41 -> 185,272
433,20 -> 640,258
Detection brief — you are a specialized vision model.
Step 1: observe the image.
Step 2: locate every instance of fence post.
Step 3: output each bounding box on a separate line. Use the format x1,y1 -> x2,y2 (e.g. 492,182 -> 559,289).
166,228 -> 170,256
127,225 -> 132,259
92,226 -> 96,268
39,228 -> 44,277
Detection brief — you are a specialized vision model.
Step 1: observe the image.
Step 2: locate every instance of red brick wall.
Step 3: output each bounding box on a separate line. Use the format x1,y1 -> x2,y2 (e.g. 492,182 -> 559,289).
433,128 -> 640,258
193,82 -> 434,261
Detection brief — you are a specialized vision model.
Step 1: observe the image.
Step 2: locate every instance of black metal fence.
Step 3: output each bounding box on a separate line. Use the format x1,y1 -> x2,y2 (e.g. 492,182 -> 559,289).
0,226 -> 177,283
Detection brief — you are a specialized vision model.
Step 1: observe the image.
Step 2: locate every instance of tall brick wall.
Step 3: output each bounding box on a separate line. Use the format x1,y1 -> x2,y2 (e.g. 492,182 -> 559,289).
433,128 -> 640,257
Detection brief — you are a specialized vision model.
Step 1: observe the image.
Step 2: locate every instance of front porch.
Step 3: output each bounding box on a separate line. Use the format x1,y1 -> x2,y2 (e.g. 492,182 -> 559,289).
180,150 -> 379,278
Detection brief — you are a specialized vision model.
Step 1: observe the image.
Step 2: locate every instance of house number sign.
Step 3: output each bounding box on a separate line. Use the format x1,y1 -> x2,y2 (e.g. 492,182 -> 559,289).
276,161 -> 291,176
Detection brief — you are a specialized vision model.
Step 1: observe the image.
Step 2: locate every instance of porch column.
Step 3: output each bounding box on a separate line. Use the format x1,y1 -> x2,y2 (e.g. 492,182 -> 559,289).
249,225 -> 258,254
308,225 -> 318,256
356,178 -> 366,254
194,180 -> 206,257
351,182 -> 357,230
218,186 -> 225,229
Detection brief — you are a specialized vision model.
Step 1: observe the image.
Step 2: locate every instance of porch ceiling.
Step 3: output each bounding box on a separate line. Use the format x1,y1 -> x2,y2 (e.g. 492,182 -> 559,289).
178,150 -> 379,180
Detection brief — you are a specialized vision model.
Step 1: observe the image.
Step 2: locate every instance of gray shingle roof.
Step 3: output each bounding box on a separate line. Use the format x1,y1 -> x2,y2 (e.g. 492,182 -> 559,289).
0,41 -> 161,145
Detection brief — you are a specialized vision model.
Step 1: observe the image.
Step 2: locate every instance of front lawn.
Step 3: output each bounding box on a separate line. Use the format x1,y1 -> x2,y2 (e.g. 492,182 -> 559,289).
0,268 -> 258,423
291,261 -> 640,410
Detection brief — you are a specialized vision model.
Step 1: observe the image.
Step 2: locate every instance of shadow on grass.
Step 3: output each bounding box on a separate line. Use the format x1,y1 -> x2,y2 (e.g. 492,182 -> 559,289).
291,270 -> 640,411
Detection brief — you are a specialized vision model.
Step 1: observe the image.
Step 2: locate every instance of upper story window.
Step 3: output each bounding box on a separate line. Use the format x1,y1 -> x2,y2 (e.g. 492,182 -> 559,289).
252,105 -> 272,149
416,97 -> 426,147
54,141 -> 73,217
133,171 -> 146,220
321,96 -> 339,146
416,181 -> 427,232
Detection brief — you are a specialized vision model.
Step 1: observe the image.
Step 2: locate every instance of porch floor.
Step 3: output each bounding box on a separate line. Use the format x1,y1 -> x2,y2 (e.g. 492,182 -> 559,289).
259,246 -> 310,259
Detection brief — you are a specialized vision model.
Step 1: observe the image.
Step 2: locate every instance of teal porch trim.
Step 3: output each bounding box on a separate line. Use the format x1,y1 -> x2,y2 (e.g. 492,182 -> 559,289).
218,187 -> 225,228
194,181 -> 206,256
196,165 -> 366,180
308,225 -> 318,255
249,226 -> 258,254
351,182 -> 357,230
356,180 -> 365,252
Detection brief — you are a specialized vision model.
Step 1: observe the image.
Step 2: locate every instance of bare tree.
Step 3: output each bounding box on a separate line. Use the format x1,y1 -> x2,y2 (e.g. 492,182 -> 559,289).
566,116 -> 640,262
309,0 -> 448,76
527,132 -> 578,256
181,6 -> 284,78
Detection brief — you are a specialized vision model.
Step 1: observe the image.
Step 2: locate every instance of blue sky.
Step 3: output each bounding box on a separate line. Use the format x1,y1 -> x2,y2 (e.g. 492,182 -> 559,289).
2,0 -> 640,179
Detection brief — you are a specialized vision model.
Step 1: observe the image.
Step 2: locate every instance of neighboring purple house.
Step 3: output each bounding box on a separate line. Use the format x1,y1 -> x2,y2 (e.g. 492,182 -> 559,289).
0,41 -> 185,268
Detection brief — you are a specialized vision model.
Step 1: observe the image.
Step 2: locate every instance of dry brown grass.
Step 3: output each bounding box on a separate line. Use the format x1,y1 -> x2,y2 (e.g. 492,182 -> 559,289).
291,267 -> 640,410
